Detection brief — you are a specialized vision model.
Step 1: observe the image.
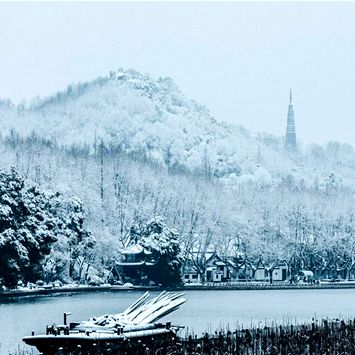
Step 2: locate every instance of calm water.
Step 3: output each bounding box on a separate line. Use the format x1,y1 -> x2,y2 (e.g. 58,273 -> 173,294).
1,289 -> 355,354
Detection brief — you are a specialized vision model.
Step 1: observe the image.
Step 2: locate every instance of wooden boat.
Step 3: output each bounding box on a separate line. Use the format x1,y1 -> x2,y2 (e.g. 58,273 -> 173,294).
23,322 -> 180,354
23,291 -> 186,354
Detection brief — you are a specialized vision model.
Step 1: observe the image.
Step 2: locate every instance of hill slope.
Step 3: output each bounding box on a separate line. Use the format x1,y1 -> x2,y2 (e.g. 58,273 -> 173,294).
0,69 -> 354,275
0,68 -> 355,190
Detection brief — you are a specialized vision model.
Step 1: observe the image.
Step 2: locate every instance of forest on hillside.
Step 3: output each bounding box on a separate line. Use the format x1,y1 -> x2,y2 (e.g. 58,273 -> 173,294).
0,131 -> 354,287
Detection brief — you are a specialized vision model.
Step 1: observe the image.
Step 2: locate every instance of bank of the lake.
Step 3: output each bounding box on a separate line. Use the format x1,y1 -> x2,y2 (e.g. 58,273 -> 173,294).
2,281 -> 355,300
0,285 -> 155,300
1,288 -> 355,354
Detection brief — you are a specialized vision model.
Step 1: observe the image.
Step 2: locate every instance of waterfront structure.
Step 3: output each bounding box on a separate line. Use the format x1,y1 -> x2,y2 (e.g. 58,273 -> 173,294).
116,244 -> 155,267
285,88 -> 297,150
205,253 -> 229,282
182,252 -> 230,284
115,244 -> 156,284
272,261 -> 288,281
254,258 -> 268,282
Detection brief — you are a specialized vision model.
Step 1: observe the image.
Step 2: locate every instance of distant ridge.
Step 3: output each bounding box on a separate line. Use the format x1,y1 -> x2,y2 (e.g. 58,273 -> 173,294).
0,68 -> 354,190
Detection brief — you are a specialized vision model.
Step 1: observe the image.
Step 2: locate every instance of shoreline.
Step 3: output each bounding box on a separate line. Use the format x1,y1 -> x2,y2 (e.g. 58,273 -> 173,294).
0,285 -> 157,300
12,318 -> 355,354
178,282 -> 355,291
2,282 -> 355,300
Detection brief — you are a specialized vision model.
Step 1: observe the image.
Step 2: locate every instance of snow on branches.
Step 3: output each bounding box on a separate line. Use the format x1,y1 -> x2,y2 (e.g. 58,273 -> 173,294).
0,168 -> 94,288
128,217 -> 183,287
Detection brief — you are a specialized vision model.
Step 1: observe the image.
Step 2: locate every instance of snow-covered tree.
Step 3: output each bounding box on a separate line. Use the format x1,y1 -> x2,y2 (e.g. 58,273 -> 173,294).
136,216 -> 183,287
0,168 -> 93,287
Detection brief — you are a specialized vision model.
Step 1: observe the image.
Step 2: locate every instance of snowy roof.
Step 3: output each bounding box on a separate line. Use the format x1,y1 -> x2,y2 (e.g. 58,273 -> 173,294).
205,252 -> 216,260
192,248 -> 215,257
227,260 -> 237,268
215,261 -> 226,266
116,261 -> 146,266
121,245 -> 144,254
274,262 -> 287,268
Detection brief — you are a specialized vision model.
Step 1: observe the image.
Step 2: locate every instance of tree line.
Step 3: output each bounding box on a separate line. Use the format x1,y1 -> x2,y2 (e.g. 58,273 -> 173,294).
0,132 -> 354,287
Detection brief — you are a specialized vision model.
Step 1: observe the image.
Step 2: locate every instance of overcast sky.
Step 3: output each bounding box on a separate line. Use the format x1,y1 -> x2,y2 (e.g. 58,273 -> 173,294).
0,2 -> 354,146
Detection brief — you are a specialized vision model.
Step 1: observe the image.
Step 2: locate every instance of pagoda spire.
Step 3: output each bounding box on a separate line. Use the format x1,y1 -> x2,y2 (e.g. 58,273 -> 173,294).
285,88 -> 297,150
289,87 -> 292,104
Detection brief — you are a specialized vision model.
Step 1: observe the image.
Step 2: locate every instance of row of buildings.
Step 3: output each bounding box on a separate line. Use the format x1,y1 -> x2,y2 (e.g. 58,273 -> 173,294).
181,252 -> 289,284
117,246 -> 289,284
117,245 -> 355,285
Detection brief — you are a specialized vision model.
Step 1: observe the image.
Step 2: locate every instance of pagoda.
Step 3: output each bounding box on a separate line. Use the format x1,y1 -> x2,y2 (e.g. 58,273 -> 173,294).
285,88 -> 297,150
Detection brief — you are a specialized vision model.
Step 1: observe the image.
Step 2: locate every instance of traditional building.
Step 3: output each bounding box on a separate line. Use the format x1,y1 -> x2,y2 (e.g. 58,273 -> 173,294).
272,261 -> 288,282
115,245 -> 156,284
182,252 -> 231,284
205,253 -> 229,282
285,89 -> 297,150
253,258 -> 269,282
116,245 -> 155,267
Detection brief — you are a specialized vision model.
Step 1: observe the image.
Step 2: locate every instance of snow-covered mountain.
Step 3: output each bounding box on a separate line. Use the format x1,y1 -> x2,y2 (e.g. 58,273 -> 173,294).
0,69 -> 354,269
0,68 -> 354,190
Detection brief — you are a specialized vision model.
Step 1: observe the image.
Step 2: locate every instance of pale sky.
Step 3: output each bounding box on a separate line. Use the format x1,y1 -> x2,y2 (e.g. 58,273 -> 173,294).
0,2 -> 354,147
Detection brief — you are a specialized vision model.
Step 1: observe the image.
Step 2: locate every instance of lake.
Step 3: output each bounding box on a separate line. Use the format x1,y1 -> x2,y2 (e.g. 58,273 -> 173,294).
1,288 -> 355,354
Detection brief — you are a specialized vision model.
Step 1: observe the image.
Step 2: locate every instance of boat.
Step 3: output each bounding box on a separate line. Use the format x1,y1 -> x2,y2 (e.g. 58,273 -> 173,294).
23,291 -> 186,354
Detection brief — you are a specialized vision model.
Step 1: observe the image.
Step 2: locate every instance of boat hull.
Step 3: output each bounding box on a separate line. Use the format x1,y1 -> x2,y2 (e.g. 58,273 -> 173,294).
23,328 -> 176,354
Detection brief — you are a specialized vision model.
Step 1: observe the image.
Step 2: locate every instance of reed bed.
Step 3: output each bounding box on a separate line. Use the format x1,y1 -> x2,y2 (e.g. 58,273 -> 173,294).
8,318 -> 355,355
180,318 -> 355,354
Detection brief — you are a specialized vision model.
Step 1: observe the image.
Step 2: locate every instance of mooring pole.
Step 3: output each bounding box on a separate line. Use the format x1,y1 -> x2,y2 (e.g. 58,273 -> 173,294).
64,312 -> 71,325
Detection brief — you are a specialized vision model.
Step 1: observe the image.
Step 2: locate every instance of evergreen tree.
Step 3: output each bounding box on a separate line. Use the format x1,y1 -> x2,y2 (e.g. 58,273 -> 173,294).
0,168 -> 93,288
137,217 -> 183,287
